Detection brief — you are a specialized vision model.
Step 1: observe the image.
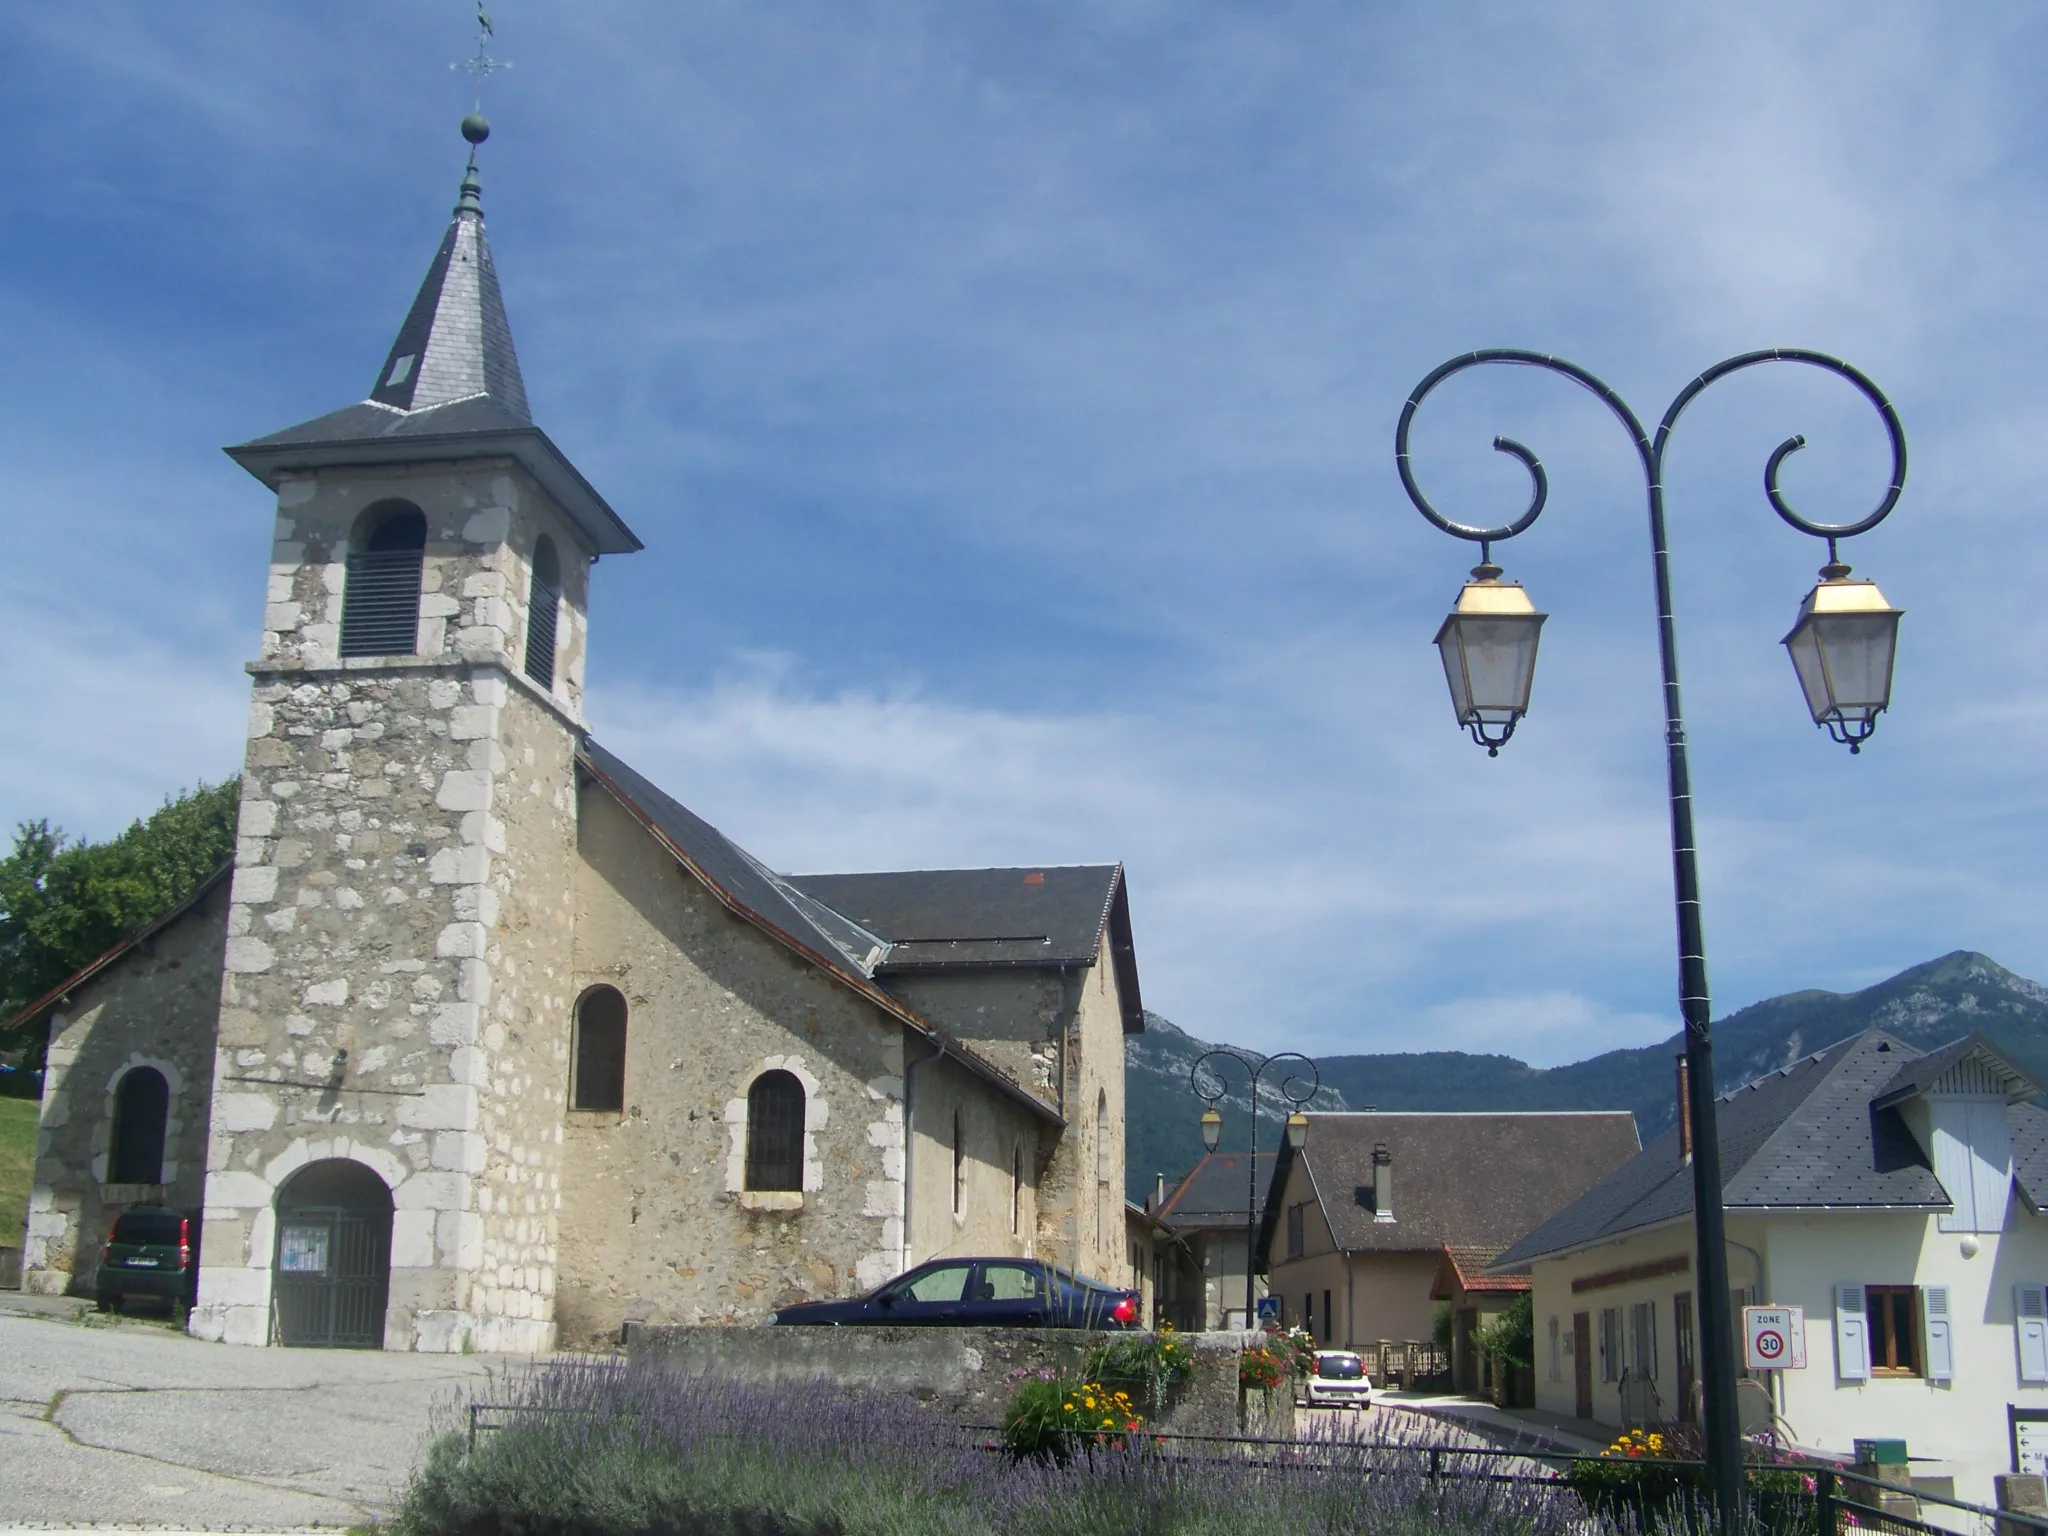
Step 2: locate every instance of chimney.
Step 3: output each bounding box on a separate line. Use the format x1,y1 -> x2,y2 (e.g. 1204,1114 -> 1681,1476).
1676,1054 -> 1693,1164
1151,1172 -> 1165,1212
1372,1141 -> 1394,1223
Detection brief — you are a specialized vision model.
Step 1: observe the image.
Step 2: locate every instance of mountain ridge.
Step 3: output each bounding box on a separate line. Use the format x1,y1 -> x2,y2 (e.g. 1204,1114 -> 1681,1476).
1124,950 -> 2048,1202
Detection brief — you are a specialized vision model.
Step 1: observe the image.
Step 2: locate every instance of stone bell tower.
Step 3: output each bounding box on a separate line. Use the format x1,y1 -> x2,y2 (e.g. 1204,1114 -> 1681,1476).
189,116 -> 642,1350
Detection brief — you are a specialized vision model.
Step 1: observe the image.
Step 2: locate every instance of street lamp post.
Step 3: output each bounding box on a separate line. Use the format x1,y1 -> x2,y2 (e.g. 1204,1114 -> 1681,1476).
1190,1049 -> 1319,1331
1394,348 -> 1907,1533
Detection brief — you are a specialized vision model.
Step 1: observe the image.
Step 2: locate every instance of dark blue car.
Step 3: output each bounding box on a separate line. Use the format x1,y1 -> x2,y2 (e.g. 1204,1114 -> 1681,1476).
766,1257 -> 1141,1328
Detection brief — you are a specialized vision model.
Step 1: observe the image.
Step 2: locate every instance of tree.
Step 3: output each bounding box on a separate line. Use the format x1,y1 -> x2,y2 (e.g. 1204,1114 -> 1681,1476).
0,780 -> 238,1086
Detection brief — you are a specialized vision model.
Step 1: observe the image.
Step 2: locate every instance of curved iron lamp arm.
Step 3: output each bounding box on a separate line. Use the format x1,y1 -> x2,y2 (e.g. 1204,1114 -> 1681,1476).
1393,347 -> 1905,1536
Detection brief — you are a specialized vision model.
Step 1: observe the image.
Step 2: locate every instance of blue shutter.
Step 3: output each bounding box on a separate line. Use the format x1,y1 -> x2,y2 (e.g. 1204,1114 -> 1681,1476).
1835,1284 -> 1869,1381
1923,1286 -> 1952,1382
2018,1285 -> 2048,1384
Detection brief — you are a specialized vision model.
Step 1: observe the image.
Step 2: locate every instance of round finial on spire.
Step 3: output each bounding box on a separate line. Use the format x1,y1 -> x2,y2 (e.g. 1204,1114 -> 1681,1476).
462,113 -> 491,145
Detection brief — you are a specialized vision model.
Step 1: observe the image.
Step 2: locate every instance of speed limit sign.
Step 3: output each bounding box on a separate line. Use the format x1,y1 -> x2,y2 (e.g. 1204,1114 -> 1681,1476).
1744,1306 -> 1807,1370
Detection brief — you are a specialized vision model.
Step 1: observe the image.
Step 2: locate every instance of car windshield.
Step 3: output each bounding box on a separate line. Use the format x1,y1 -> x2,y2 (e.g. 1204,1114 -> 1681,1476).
1316,1354 -> 1364,1379
111,1213 -> 184,1246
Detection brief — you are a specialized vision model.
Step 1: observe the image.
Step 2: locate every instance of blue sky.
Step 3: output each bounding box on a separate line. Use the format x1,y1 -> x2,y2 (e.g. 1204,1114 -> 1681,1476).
4,4 -> 2044,1067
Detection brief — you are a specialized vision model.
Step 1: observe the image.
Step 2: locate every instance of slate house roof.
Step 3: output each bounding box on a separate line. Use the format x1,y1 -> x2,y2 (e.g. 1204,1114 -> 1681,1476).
1261,1112 -> 1641,1265
1155,1152 -> 1280,1234
224,132 -> 640,557
787,866 -> 1144,1032
1493,1029 -> 2048,1270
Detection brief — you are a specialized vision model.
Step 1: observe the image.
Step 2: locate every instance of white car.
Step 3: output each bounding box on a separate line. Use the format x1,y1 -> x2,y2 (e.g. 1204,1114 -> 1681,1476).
1305,1349 -> 1373,1410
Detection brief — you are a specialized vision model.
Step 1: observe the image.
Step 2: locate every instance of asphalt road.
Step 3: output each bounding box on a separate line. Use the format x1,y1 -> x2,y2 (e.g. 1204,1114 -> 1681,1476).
0,1294 -> 534,1529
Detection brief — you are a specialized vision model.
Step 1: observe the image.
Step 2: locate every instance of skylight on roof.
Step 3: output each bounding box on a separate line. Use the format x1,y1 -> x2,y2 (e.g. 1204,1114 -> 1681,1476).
385,354 -> 416,387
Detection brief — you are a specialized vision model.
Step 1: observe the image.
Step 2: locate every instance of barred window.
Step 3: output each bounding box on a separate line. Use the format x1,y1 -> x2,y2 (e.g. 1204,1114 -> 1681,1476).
746,1071 -> 805,1192
339,503 -> 426,657
571,986 -> 627,1112
110,1067 -> 168,1185
524,535 -> 561,689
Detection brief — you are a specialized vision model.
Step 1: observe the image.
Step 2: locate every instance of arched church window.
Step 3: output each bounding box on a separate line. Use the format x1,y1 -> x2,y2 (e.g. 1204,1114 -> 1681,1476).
745,1071 -> 805,1192
109,1067 -> 168,1185
340,503 -> 427,657
1095,1089 -> 1110,1184
524,535 -> 561,690
571,986 -> 627,1112
952,1107 -> 965,1215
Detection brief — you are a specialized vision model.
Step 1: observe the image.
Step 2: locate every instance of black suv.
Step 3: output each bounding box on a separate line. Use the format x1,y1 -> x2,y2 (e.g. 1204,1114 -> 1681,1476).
767,1256 -> 1141,1328
95,1207 -> 200,1314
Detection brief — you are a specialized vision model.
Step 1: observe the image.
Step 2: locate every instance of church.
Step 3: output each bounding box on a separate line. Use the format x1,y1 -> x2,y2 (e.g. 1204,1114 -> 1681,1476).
11,116 -> 1146,1352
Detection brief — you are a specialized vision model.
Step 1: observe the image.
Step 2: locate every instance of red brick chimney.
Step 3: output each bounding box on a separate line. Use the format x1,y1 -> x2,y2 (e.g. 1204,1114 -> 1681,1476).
1676,1054 -> 1693,1164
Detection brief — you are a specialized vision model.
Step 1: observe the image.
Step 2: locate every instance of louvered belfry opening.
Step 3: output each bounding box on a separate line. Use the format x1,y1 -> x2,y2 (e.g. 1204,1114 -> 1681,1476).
339,504 -> 428,657
746,1071 -> 806,1192
524,535 -> 561,689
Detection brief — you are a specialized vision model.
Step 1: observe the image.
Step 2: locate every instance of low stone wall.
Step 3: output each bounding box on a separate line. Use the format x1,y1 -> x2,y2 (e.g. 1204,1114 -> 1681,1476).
626,1325 -> 1289,1439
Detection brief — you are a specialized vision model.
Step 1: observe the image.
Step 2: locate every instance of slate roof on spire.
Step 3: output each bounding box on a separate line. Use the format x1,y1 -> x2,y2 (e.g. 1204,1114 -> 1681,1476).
225,130 -> 641,556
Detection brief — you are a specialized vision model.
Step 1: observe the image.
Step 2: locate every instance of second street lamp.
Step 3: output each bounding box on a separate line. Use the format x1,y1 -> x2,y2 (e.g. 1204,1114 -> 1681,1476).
1189,1049 -> 1320,1331
1395,346 -> 1907,1534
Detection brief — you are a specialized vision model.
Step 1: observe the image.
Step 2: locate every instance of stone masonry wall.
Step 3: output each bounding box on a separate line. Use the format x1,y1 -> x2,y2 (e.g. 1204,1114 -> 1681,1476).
191,462 -> 588,1351
626,1324 -> 1277,1439
23,880 -> 230,1294
557,785 -> 916,1347
1035,935 -> 1129,1285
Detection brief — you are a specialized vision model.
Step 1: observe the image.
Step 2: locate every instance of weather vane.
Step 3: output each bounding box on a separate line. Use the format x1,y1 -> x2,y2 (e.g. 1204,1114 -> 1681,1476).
450,2 -> 512,113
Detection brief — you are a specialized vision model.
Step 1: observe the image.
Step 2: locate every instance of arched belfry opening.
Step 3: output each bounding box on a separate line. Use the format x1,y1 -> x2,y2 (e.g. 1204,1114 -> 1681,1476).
271,1159 -> 394,1348
524,534 -> 561,689
109,1067 -> 168,1185
339,502 -> 427,657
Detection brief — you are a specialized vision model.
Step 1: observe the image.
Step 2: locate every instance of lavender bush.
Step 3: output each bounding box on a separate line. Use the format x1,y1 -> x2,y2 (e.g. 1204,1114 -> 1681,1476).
388,1357 -> 1608,1536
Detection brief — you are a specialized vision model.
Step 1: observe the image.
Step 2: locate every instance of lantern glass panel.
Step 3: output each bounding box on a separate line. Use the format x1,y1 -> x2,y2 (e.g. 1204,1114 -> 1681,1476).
1812,612 -> 1899,713
1437,613 -> 1543,725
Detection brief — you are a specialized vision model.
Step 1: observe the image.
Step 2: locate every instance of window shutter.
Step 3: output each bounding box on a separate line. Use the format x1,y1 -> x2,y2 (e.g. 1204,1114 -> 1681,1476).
2018,1285 -> 2048,1384
1835,1284 -> 1870,1381
1923,1286 -> 1953,1382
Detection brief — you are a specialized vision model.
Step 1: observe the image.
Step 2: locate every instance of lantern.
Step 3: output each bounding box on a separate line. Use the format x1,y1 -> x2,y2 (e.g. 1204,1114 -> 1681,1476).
1199,1105 -> 1223,1153
1285,1109 -> 1309,1150
1781,565 -> 1903,753
1434,564 -> 1547,755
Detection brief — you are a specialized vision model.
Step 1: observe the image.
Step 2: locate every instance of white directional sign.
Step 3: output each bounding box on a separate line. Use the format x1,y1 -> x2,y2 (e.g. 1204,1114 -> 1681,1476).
1744,1305 -> 1807,1371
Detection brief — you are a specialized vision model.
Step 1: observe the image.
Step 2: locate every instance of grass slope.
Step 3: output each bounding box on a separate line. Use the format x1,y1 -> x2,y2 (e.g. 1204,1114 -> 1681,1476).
0,1097 -> 36,1248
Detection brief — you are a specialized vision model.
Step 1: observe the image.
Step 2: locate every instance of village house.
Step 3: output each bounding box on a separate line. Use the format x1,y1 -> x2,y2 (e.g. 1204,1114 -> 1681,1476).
1152,1150 -> 1278,1331
6,118 -> 1146,1352
1259,1111 -> 1639,1389
1493,1029 -> 2048,1508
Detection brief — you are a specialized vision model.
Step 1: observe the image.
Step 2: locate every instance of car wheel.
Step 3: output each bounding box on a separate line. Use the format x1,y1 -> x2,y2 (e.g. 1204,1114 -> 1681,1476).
95,1294 -> 114,1313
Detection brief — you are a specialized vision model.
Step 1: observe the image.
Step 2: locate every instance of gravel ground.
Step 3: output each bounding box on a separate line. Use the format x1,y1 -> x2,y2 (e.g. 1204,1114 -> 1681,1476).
0,1293 -> 538,1530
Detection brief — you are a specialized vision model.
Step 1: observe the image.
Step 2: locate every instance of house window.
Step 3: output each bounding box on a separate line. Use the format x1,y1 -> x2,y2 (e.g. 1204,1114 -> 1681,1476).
524,535 -> 561,689
1674,1292 -> 1697,1419
1286,1203 -> 1305,1260
1629,1300 -> 1658,1380
1598,1307 -> 1623,1383
1324,1289 -> 1332,1343
1867,1285 -> 1922,1376
1010,1143 -> 1022,1236
1304,1291 -> 1315,1339
1547,1315 -> 1562,1383
744,1071 -> 806,1192
340,503 -> 427,657
570,986 -> 627,1111
109,1067 -> 168,1185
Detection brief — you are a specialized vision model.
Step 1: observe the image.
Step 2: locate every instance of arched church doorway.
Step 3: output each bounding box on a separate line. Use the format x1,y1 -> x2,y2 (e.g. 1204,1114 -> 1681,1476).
271,1159 -> 393,1348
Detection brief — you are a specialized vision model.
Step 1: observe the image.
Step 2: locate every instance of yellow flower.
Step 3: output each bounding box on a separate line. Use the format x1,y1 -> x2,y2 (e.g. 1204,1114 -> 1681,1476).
1063,1401 -> 1074,1410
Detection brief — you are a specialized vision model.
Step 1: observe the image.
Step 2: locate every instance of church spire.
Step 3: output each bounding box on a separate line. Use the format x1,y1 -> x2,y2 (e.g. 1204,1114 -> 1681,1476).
366,116 -> 530,421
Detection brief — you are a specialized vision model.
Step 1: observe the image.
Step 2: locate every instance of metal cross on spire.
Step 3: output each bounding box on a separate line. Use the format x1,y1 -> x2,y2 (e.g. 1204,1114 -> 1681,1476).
450,2 -> 512,112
